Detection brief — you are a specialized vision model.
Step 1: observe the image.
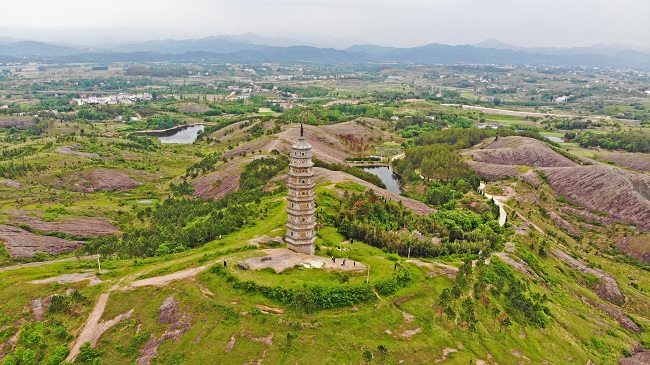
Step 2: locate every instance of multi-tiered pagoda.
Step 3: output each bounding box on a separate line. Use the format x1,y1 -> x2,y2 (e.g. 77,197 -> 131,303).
285,124 -> 316,254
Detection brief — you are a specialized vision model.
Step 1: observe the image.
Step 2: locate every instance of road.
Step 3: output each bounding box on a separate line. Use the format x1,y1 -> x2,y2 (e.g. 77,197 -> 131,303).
479,182 -> 507,227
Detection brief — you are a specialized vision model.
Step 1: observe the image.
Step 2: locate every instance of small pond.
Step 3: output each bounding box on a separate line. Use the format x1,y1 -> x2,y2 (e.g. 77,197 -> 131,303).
361,166 -> 401,194
153,125 -> 205,144
545,136 -> 564,143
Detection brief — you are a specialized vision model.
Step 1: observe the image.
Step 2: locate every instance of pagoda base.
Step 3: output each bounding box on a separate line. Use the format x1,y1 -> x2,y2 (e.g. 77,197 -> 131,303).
286,239 -> 315,255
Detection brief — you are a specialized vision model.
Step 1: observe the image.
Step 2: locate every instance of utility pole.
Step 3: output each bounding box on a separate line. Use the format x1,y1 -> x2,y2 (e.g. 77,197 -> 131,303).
408,246 -> 411,259
96,254 -> 101,274
366,265 -> 370,284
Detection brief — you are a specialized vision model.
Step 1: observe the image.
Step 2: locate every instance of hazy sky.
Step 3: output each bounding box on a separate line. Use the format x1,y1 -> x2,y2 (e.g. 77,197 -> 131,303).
2,0 -> 649,48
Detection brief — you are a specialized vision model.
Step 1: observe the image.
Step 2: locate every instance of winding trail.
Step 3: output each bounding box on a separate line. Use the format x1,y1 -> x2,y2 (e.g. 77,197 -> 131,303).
64,263 -> 216,362
479,182 -> 507,227
0,256 -> 95,273
65,292 -> 134,362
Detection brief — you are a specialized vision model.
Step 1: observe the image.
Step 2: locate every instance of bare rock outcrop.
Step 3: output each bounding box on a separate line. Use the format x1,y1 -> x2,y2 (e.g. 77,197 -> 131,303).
582,296 -> 640,333
552,249 -> 625,306
548,211 -> 580,237
0,224 -> 84,258
541,165 -> 650,230
467,136 -> 577,168
4,210 -> 118,237
53,168 -> 141,192
137,295 -> 193,365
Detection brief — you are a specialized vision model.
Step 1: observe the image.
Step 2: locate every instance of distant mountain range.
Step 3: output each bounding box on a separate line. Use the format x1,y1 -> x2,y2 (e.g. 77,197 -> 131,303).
1,35 -> 649,70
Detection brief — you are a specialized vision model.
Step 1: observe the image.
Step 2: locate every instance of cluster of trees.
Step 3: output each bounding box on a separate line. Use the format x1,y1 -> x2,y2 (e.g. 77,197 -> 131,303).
334,190 -> 502,258
0,320 -> 72,365
169,180 -> 194,196
85,158 -> 287,258
279,106 -> 348,125
574,131 -> 650,153
142,114 -> 182,130
276,85 -> 329,98
0,146 -> 38,162
394,144 -> 480,182
184,152 -> 222,178
395,116 -> 449,138
554,118 -> 594,130
438,256 -> 550,332
327,104 -> 393,120
483,259 -> 550,327
114,135 -> 159,152
239,157 -> 288,191
203,101 -> 258,116
0,161 -> 45,179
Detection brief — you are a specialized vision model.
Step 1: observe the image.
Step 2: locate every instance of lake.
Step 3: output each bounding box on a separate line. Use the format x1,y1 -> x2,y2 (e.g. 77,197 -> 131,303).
361,166 -> 401,194
154,124 -> 205,144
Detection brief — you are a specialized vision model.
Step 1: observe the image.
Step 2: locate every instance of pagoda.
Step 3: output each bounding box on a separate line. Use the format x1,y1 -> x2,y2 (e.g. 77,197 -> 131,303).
285,124 -> 316,254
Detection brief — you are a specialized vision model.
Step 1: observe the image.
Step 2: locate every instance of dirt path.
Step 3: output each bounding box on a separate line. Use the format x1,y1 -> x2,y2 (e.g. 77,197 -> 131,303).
129,266 -> 209,288
0,256 -> 95,273
479,183 -> 507,227
65,292 -> 134,362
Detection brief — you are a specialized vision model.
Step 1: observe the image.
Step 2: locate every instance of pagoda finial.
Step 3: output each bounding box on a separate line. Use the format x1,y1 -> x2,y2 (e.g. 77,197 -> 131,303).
300,123 -> 304,138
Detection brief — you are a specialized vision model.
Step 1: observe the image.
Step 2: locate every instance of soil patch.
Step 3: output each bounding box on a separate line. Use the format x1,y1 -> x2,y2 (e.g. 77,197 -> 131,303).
547,211 -> 580,237
53,168 -> 141,192
191,157 -> 254,200
598,151 -> 650,172
494,252 -> 537,279
466,136 -> 577,168
541,165 -> 650,230
582,296 -> 640,333
406,259 -> 458,279
221,136 -> 290,160
0,180 -> 26,189
552,248 -> 625,305
620,349 -> 650,365
255,305 -> 284,315
30,272 -> 101,286
0,116 -> 36,129
466,136 -> 650,231
433,348 -> 458,363
401,327 -> 422,339
245,248 -> 366,273
4,210 -> 119,237
177,102 -> 212,114
225,334 -> 236,353
0,224 -> 84,258
276,123 -> 377,165
616,236 -> 650,264
137,295 -> 193,365
30,296 -> 53,321
248,235 -> 285,247
55,144 -> 100,159
465,160 -> 540,185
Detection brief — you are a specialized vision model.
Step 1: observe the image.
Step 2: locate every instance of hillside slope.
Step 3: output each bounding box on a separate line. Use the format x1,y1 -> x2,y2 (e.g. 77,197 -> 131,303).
465,136 -> 650,230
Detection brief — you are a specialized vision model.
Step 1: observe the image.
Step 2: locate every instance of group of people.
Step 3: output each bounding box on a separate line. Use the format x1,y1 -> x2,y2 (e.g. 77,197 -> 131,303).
331,256 -> 355,267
